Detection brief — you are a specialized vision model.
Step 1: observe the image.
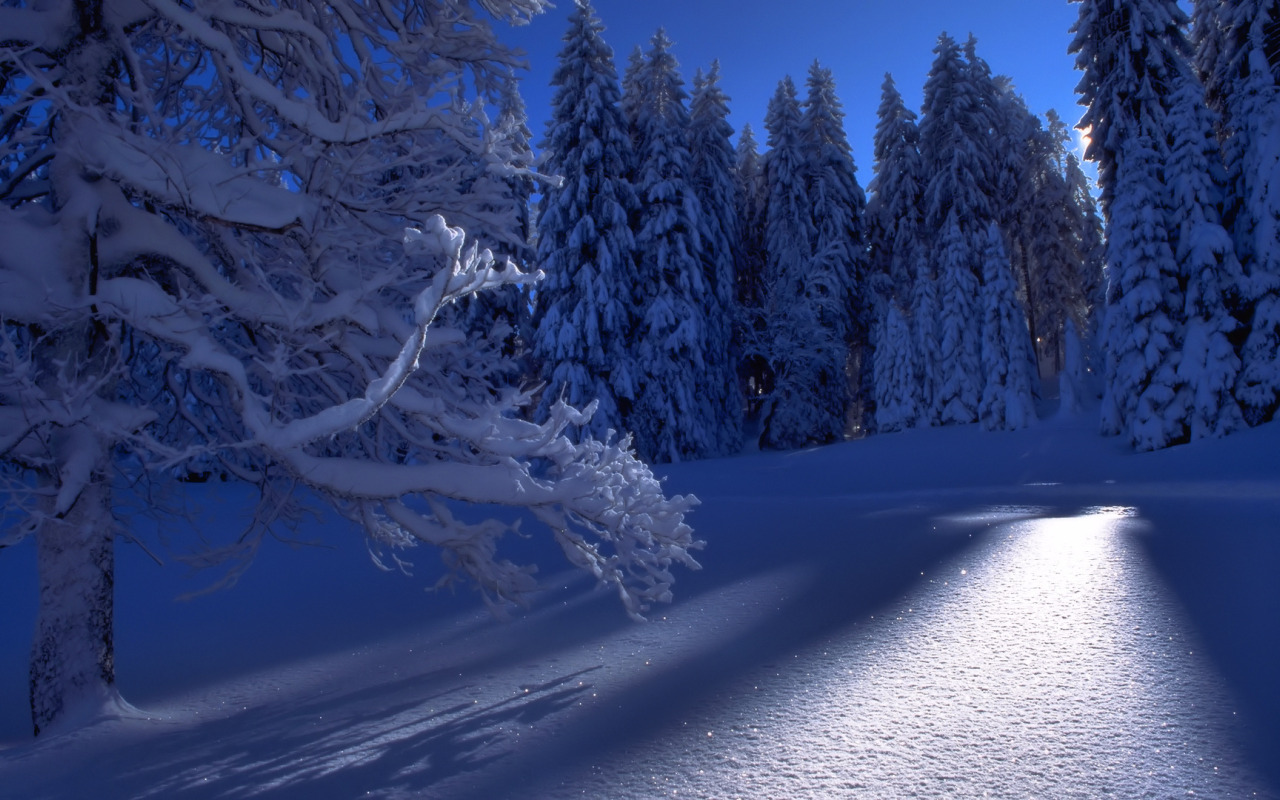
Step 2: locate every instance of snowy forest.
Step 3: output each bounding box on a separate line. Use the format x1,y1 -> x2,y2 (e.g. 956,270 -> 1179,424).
527,0 -> 1279,459
0,0 -> 1277,757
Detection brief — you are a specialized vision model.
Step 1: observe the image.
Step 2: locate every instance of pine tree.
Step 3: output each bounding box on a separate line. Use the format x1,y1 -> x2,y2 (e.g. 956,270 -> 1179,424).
934,210 -> 983,425
979,224 -> 1037,431
1024,112 -> 1086,374
867,73 -> 925,307
734,123 -> 772,415
1165,71 -> 1245,439
690,62 -> 745,455
1099,127 -> 1186,450
1060,317 -> 1090,416
621,45 -> 648,161
910,254 -> 942,426
0,0 -> 700,735
760,77 -> 846,448
532,0 -> 640,440
919,33 -> 996,239
1072,0 -> 1246,448
1194,0 -> 1280,424
1064,152 -> 1107,345
460,79 -> 536,357
874,305 -> 923,433
626,30 -> 714,463
801,62 -> 867,432
1070,0 -> 1188,218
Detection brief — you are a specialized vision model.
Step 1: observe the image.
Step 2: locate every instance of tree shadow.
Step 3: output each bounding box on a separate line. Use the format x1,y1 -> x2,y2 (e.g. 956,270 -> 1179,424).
1132,496 -> 1280,789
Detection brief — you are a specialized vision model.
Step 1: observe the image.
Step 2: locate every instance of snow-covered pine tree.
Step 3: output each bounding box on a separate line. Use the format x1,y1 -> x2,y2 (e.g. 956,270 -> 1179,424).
1073,0 -> 1248,446
459,78 -> 537,356
1194,0 -> 1280,424
532,0 -> 641,440
919,33 -> 997,240
978,225 -> 1038,431
690,62 -> 745,456
1064,152 -> 1108,346
621,44 -> 649,162
874,305 -> 923,433
760,77 -> 847,449
935,210 -> 983,425
918,33 -> 998,427
0,0 -> 699,735
961,36 -> 1008,215
1023,111 -> 1087,375
986,84 -> 1043,359
867,73 -> 925,308
1165,70 -> 1245,439
734,123 -> 773,415
1060,317 -> 1090,416
801,62 -> 869,433
910,254 -> 943,426
626,30 -> 715,463
1098,126 -> 1187,449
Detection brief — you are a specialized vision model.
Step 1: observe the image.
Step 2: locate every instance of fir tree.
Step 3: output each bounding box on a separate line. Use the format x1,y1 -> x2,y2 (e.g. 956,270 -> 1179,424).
1024,112 -> 1085,374
919,33 -> 996,238
910,254 -> 942,426
1060,317 -> 1090,416
1072,0 -> 1245,447
460,79 -> 536,358
934,210 -> 983,425
874,305 -> 923,433
867,73 -> 925,307
979,225 -> 1037,431
690,62 -> 745,455
1064,152 -> 1107,345
760,77 -> 845,448
801,62 -> 867,431
627,30 -> 715,463
1195,0 -> 1280,424
532,0 -> 640,440
1099,128 -> 1185,450
734,123 -> 773,414
1165,71 -> 1245,439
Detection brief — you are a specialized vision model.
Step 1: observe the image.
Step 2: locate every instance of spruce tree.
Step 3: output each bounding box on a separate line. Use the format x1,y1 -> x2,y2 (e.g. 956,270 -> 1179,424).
1072,0 -> 1245,447
1165,71 -> 1245,439
934,210 -> 983,425
979,224 -> 1038,431
1024,112 -> 1086,374
919,33 -> 996,239
1195,0 -> 1280,424
760,77 -> 846,448
801,62 -> 868,431
874,305 -> 923,433
910,254 -> 942,426
1098,127 -> 1186,450
734,123 -> 772,414
867,73 -> 925,307
1060,317 -> 1090,416
531,0 -> 640,441
690,62 -> 745,455
1064,152 -> 1107,345
460,80 -> 536,357
627,30 -> 714,463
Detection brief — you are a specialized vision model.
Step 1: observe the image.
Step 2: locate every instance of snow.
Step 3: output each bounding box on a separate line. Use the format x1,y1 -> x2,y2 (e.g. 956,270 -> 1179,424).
2,411 -> 1278,798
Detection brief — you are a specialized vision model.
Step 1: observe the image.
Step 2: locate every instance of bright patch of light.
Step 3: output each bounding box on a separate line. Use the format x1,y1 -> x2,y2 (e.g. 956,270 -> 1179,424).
1073,124 -> 1093,159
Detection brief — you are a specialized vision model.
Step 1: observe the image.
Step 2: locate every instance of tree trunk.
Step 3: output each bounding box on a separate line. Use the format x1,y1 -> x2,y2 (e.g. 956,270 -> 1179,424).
29,477 -> 116,736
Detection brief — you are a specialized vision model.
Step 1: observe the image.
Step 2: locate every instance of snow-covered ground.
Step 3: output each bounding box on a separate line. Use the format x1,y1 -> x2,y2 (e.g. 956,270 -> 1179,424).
2,411 -> 1278,799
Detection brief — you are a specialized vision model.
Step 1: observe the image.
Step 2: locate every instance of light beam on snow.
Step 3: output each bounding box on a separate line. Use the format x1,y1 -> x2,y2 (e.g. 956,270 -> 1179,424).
556,505 -> 1263,798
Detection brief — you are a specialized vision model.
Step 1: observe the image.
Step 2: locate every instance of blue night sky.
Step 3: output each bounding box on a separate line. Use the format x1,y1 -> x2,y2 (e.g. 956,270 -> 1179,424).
503,0 -> 1089,181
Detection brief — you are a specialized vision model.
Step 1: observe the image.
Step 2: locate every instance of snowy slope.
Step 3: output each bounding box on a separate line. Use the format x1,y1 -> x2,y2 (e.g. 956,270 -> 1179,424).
1,413 -> 1278,799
